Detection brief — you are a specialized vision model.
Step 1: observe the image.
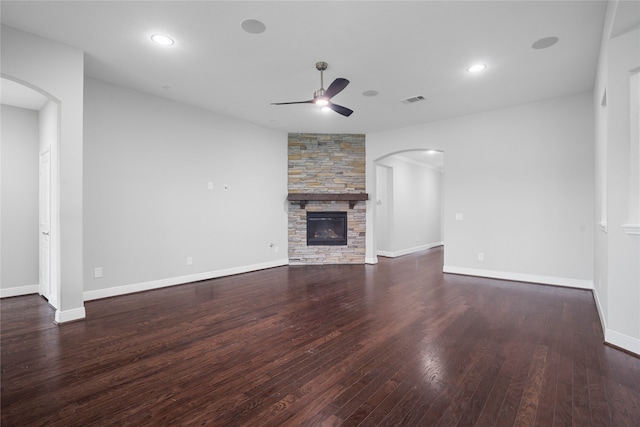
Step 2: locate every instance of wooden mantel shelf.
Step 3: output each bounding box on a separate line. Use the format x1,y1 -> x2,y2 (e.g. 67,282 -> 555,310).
288,193 -> 369,209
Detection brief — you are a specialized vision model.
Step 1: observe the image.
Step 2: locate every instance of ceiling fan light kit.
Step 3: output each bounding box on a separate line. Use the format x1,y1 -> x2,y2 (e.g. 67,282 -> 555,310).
271,61 -> 354,117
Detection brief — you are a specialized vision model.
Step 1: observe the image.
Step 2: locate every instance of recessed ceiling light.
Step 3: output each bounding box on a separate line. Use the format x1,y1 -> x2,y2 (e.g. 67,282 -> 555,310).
151,34 -> 174,46
467,63 -> 487,73
532,36 -> 559,50
241,19 -> 266,34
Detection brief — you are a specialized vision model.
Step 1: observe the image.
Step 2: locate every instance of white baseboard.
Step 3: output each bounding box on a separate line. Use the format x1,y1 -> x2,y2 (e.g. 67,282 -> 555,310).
377,242 -> 443,258
442,265 -> 593,289
365,257 -> 378,264
593,289 -> 640,355
605,329 -> 640,356
592,288 -> 607,336
0,284 -> 39,298
54,306 -> 86,323
83,259 -> 289,301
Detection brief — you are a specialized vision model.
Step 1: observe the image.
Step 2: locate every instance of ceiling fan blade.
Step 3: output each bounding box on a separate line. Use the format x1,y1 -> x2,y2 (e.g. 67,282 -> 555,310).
271,100 -> 314,105
324,78 -> 350,99
328,102 -> 353,117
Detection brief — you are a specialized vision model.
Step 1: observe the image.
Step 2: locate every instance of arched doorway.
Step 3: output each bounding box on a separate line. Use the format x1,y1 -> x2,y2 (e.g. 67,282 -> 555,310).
1,77 -> 60,309
374,149 -> 444,258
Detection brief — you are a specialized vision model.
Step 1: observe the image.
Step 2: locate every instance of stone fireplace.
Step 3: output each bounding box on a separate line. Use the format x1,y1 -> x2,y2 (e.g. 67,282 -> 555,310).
288,133 -> 367,265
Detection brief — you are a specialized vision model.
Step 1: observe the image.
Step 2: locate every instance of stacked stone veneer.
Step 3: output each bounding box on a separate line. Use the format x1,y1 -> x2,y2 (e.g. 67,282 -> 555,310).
288,133 -> 366,265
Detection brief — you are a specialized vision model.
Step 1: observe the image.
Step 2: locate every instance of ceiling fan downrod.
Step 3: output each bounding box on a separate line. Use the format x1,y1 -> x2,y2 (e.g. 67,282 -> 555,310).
314,61 -> 328,98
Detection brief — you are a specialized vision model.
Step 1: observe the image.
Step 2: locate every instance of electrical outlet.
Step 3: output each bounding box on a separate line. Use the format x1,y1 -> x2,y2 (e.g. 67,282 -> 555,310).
456,213 -> 464,221
94,267 -> 103,278
477,252 -> 484,261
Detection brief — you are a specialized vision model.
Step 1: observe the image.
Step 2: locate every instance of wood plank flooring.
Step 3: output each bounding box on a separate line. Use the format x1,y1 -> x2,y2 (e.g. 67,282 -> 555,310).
2,247 -> 639,426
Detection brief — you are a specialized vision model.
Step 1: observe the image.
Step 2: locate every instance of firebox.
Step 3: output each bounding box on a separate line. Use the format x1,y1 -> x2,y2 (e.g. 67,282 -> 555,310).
307,212 -> 348,246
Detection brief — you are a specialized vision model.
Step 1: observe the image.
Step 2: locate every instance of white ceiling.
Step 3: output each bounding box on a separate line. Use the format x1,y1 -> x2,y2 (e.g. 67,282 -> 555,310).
1,1 -> 607,135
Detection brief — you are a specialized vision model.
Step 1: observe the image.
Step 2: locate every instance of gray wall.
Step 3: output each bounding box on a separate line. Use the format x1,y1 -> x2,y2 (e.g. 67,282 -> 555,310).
0,105 -> 39,291
83,78 -> 289,299
367,92 -> 594,288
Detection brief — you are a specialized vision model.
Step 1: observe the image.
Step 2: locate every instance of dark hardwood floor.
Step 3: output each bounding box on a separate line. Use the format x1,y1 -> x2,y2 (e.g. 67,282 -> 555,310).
2,247 -> 639,426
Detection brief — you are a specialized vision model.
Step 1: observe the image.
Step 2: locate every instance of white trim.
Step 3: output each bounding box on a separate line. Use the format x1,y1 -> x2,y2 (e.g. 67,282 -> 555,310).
621,223 -> 640,235
54,306 -> 86,323
598,221 -> 608,233
587,289 -> 639,356
392,154 -> 444,172
0,284 -> 39,298
442,265 -> 593,289
592,288 -> 607,339
378,242 -> 444,258
605,329 -> 640,356
83,259 -> 289,301
365,256 -> 378,264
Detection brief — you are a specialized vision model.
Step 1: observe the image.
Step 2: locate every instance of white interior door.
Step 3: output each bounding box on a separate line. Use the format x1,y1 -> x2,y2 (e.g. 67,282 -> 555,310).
39,149 -> 51,302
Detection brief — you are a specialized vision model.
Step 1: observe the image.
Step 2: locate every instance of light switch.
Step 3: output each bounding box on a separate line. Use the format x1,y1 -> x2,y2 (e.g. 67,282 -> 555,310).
456,213 -> 464,221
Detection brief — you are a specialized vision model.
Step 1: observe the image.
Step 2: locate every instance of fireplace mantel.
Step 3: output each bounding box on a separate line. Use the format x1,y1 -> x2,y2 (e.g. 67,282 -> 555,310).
288,193 -> 369,209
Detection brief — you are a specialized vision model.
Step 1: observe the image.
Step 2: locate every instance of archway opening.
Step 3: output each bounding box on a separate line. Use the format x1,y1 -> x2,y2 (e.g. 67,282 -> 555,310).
374,149 -> 444,258
1,77 -> 60,309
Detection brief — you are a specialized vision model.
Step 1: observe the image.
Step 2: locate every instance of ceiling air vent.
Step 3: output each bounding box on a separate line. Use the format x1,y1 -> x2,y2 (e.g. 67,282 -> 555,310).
402,95 -> 426,104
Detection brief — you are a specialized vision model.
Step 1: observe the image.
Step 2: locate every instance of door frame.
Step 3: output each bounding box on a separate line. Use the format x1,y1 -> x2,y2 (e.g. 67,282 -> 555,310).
39,148 -> 51,303
38,98 -> 61,310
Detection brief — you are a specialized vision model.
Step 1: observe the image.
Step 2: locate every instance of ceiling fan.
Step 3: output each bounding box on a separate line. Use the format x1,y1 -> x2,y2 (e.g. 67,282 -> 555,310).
271,61 -> 353,117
